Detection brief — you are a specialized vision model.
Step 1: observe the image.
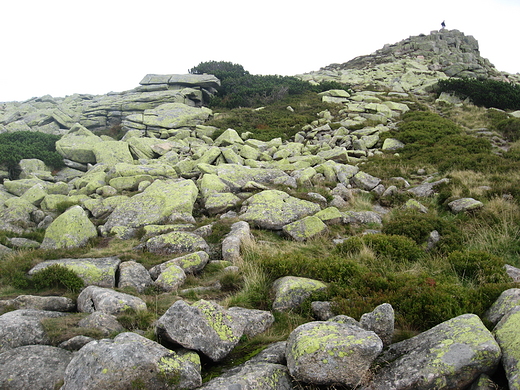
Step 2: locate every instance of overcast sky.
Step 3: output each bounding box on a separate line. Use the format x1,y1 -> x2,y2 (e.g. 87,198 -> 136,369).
1,0 -> 518,102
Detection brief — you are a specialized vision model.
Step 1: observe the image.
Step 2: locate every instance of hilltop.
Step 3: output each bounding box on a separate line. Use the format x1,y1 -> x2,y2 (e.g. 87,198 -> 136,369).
1,29 -> 520,389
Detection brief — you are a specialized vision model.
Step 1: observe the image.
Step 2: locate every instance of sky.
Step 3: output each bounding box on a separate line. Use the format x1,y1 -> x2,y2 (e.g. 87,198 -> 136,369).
1,0 -> 519,102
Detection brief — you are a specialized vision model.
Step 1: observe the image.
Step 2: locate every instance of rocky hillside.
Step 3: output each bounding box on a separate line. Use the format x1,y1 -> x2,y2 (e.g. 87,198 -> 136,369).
1,29 -> 520,389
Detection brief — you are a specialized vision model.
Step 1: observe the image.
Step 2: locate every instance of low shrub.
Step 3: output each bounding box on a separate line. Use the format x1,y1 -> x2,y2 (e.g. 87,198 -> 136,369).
496,118 -> 520,142
448,250 -> 509,284
336,234 -> 424,263
30,264 -> 84,292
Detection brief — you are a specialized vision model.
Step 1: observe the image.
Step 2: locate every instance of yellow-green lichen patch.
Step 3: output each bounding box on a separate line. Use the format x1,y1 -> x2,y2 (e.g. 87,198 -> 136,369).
193,300 -> 238,342
157,355 -> 182,386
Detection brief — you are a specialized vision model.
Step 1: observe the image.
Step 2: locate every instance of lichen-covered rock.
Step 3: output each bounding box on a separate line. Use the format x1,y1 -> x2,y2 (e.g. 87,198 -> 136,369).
146,231 -> 209,255
40,205 -> 98,249
343,210 -> 383,225
10,295 -> 75,312
78,311 -> 124,336
222,221 -> 252,263
118,260 -> 154,293
149,251 -> 210,278
29,257 -> 121,288
351,171 -> 381,191
286,321 -> 383,386
141,102 -> 212,129
77,286 -> 147,315
199,362 -> 292,390
92,140 -> 134,165
156,299 -> 247,361
0,345 -> 73,390
382,138 -> 405,151
485,288 -> 520,326
282,216 -> 328,241
55,123 -> 103,163
368,314 -> 501,390
228,307 -> 275,338
0,309 -> 68,353
214,128 -> 244,147
448,197 -> 484,213
214,164 -> 289,191
104,179 -> 198,238
493,306 -> 520,390
272,276 -> 327,312
360,303 -> 395,347
0,197 -> 38,234
108,174 -> 153,191
154,264 -> 187,292
204,192 -> 241,215
311,301 -> 335,320
240,190 -> 320,230
58,335 -> 95,351
61,332 -> 201,390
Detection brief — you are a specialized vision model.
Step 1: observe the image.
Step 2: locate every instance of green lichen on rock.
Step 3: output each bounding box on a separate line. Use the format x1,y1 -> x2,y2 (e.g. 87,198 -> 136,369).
272,276 -> 327,312
282,216 -> 328,242
193,300 -> 237,342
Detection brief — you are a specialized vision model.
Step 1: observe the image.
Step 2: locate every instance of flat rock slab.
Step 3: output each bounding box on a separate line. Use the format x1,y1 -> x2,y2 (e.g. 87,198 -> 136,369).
239,190 -> 320,230
0,345 -> 73,390
29,257 -> 121,288
448,197 -> 484,213
10,295 -> 76,312
146,231 -> 210,255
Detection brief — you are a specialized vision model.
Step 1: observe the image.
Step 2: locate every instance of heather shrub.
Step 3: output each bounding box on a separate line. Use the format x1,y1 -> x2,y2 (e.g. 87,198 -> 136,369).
336,234 -> 424,262
30,264 -> 84,292
447,250 -> 508,284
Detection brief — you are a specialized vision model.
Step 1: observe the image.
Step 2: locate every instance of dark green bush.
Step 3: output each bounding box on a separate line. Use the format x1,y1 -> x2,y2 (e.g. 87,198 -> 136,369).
437,78 -> 520,110
0,131 -> 64,180
495,118 -> 520,142
30,264 -> 84,292
190,60 -> 350,109
382,211 -> 464,253
448,250 -> 508,284
336,234 -> 424,262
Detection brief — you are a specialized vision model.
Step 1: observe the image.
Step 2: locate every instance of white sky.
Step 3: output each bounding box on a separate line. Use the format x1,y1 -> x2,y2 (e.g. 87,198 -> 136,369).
1,0 -> 518,102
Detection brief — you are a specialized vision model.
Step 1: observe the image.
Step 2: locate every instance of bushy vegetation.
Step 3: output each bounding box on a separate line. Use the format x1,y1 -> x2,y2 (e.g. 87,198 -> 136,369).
190,60 -> 350,109
0,131 -> 64,179
30,264 -> 84,292
438,78 -> 520,110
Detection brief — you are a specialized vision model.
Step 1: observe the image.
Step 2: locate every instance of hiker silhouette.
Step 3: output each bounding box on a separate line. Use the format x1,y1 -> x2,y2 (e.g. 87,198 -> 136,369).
441,20 -> 446,29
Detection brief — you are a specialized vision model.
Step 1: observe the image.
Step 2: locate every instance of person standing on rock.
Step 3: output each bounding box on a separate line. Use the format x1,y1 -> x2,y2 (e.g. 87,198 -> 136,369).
441,20 -> 446,29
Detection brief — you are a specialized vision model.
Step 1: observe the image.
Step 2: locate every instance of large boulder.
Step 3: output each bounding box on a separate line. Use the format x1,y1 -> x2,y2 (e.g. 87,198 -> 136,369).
360,303 -> 395,347
55,123 -> 103,163
146,231 -> 210,255
103,179 -> 198,238
214,164 -> 289,191
228,307 -> 275,338
61,332 -> 201,390
92,140 -> 134,165
282,215 -> 328,241
0,197 -> 38,233
367,314 -> 501,389
40,205 -> 98,249
222,221 -> 252,263
0,345 -> 73,390
272,276 -> 327,312
0,309 -> 68,353
493,306 -> 520,389
141,102 -> 212,129
149,251 -> 210,278
240,190 -> 321,230
118,260 -> 154,293
78,311 -> 125,336
485,288 -> 520,326
156,299 -> 247,361
154,264 -> 187,292
199,362 -> 292,390
77,286 -> 147,315
286,321 -> 383,386
10,295 -> 75,312
29,257 -> 121,288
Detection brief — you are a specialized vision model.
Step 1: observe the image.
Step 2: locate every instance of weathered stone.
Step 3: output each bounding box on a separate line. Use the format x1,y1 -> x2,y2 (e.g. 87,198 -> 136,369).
204,192 -> 241,215
311,301 -> 335,320
0,197 -> 38,234
40,205 -> 97,249
343,210 -> 383,225
248,341 -> 287,365
149,251 -> 210,278
156,299 -> 247,361
92,140 -> 134,165
360,303 -> 395,347
142,102 -> 212,129
55,123 -> 103,163
286,321 -> 383,386
146,231 -> 209,255
77,286 -> 147,315
240,190 -> 320,230
368,314 -> 501,390
78,311 -> 124,336
29,257 -> 121,288
228,307 -> 275,338
58,335 -> 95,351
272,276 -> 327,312
282,216 -> 328,241
118,260 -> 154,293
493,306 -> 520,390
61,332 -> 201,390
351,171 -> 381,191
222,221 -> 252,263
104,179 -> 198,238
10,295 -> 75,312
0,345 -> 73,390
154,265 -> 187,292
448,197 -> 484,213
485,288 -> 520,326
0,309 -> 68,353
199,362 -> 292,390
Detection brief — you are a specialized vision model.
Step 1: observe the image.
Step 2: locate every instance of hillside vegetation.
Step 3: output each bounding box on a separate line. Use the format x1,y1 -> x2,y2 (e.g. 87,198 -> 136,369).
1,64 -> 520,385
